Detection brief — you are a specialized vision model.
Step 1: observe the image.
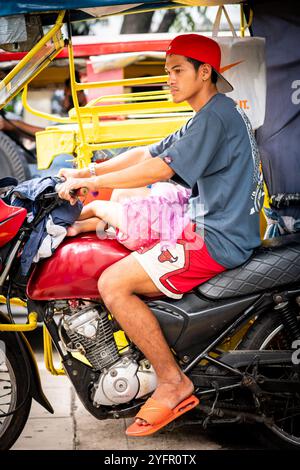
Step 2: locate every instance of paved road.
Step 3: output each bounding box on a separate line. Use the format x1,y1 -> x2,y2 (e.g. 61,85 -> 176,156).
11,329 -> 262,451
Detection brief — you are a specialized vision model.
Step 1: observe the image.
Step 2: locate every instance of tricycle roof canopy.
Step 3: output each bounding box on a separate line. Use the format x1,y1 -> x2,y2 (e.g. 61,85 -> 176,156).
0,0 -> 241,21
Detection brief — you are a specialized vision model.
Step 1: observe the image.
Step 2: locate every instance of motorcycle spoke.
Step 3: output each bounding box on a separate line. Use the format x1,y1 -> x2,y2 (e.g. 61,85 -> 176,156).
0,391 -> 12,399
0,405 -> 10,414
0,351 -> 17,438
275,409 -> 300,424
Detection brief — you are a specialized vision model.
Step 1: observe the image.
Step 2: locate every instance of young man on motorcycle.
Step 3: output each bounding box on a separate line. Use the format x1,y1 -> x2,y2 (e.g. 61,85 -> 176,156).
57,34 -> 263,436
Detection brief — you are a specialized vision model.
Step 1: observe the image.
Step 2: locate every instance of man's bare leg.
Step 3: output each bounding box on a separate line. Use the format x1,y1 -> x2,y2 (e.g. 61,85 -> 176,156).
98,254 -> 194,424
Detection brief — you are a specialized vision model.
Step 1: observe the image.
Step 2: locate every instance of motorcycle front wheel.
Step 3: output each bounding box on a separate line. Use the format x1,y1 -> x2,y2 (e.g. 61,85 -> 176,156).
240,312 -> 300,450
0,332 -> 32,450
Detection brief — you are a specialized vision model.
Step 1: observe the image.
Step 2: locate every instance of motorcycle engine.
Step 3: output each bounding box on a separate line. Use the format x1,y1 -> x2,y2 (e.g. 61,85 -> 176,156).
61,303 -> 157,406
92,356 -> 157,406
62,305 -> 120,370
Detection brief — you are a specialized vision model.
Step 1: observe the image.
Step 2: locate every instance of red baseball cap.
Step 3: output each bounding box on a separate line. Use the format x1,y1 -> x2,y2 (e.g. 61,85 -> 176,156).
166,34 -> 233,94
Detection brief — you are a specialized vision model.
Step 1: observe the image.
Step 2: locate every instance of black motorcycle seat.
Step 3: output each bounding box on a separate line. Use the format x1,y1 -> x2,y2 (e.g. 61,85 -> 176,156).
197,233 -> 300,299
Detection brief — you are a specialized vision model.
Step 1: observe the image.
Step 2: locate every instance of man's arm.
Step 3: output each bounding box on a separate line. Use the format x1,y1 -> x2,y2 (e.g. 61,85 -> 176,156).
58,156 -> 174,204
0,117 -> 43,137
59,146 -> 152,179
94,156 -> 174,188
94,146 -> 152,175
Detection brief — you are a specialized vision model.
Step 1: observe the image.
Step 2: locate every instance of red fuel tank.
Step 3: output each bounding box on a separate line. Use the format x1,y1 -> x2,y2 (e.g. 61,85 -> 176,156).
27,233 -> 130,300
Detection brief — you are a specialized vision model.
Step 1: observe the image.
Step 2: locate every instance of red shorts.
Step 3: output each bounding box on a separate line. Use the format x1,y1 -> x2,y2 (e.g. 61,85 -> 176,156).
132,224 -> 226,299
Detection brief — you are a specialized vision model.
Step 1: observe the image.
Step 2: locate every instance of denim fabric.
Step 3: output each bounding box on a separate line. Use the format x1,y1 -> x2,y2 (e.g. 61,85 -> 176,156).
9,177 -> 82,275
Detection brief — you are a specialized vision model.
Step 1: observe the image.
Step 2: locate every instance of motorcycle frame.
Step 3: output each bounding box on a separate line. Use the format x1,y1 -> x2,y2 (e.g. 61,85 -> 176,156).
1,192 -> 300,418
40,285 -> 300,420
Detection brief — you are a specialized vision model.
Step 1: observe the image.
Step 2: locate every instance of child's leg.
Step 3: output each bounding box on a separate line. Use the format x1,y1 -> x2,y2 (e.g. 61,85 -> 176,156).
81,200 -> 125,228
68,200 -> 128,236
78,201 -> 102,220
67,217 -> 106,236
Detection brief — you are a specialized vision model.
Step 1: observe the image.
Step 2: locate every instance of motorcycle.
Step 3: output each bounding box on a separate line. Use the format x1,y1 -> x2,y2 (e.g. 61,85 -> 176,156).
1,183 -> 300,450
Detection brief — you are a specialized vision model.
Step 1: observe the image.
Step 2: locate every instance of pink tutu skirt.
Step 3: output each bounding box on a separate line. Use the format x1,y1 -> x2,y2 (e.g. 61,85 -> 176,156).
116,182 -> 191,251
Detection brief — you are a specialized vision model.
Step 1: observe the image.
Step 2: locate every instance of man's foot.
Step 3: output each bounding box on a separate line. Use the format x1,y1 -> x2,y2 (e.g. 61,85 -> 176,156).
136,373 -> 194,426
126,386 -> 199,436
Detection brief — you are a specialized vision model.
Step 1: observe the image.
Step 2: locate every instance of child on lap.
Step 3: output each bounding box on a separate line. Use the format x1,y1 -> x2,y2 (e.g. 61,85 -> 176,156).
68,182 -> 191,251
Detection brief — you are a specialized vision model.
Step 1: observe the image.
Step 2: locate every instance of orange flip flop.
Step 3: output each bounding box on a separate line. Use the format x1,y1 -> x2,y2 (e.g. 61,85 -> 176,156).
126,395 -> 199,437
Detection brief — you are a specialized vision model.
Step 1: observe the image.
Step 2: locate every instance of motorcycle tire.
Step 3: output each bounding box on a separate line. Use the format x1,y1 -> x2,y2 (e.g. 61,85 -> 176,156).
0,331 -> 32,450
240,312 -> 300,450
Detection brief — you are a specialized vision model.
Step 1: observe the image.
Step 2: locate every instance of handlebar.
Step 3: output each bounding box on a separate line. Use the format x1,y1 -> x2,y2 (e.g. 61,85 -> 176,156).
26,179 -> 89,229
69,187 -> 89,198
55,177 -> 89,200
40,182 -> 89,201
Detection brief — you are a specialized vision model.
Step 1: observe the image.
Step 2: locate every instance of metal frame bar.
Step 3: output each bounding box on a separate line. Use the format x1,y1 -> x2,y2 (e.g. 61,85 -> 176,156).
0,11 -> 65,109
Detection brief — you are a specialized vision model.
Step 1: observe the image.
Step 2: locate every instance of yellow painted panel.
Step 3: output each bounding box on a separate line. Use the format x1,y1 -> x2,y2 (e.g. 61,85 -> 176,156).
92,116 -> 190,143
36,113 -> 190,170
36,129 -> 75,170
36,115 -> 191,169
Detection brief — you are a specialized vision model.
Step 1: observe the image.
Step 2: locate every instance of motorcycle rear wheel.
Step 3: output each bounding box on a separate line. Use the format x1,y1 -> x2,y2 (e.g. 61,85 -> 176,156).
240,313 -> 300,450
0,332 -> 32,450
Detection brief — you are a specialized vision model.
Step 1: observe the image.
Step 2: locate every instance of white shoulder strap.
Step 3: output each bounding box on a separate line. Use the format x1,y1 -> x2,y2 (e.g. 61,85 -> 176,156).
212,5 -> 237,38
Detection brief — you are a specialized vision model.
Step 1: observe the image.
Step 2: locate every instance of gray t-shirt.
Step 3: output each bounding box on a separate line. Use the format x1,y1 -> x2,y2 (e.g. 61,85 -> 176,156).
149,93 -> 263,269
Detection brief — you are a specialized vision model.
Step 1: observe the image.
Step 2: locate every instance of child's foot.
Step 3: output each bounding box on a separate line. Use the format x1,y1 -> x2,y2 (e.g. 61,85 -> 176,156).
67,225 -> 80,237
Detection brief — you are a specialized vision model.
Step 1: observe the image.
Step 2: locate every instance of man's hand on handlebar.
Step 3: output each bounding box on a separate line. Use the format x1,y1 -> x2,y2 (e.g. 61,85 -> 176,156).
57,177 -> 89,205
57,168 -> 84,180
